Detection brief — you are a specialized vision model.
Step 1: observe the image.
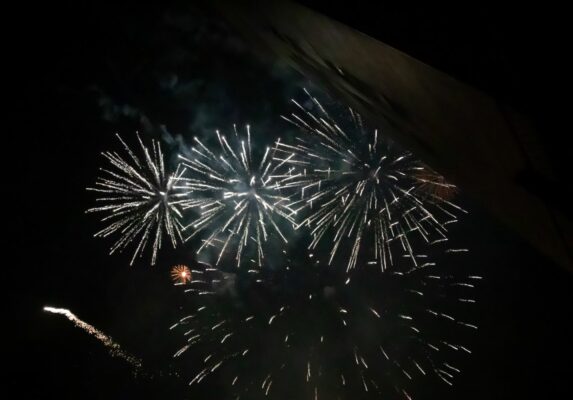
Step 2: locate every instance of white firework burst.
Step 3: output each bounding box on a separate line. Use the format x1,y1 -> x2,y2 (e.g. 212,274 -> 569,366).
87,133 -> 186,265
178,125 -> 297,267
274,89 -> 466,273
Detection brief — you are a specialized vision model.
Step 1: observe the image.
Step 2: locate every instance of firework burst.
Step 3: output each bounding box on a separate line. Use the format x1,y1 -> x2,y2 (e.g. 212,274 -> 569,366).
87,134 -> 187,265
170,243 -> 479,400
274,89 -> 465,273
177,125 -> 297,267
171,264 -> 192,285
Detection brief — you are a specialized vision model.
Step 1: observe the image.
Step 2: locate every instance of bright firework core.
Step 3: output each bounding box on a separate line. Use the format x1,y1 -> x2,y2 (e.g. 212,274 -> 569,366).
171,264 -> 192,284
224,173 -> 264,199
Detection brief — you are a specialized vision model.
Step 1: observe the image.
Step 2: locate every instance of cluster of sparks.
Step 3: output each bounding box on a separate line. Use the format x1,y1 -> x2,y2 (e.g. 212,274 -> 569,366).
177,125 -> 297,267
169,259 -> 298,398
43,306 -> 142,369
274,89 -> 465,272
170,246 -> 479,400
83,90 -> 479,399
87,134 -> 186,265
88,96 -> 460,273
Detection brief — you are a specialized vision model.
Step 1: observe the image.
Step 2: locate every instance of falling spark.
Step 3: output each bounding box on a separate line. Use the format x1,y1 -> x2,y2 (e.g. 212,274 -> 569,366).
274,89 -> 465,272
43,306 -> 141,369
87,134 -> 186,265
171,243 -> 479,399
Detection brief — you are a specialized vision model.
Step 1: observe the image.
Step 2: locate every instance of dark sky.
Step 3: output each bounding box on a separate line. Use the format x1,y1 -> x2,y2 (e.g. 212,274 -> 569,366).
13,1 -> 573,399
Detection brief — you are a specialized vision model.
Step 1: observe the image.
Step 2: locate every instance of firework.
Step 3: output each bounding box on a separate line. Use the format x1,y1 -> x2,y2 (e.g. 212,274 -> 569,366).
177,125 -> 297,267
274,89 -> 465,273
44,306 -> 142,369
87,134 -> 187,265
171,264 -> 192,285
170,244 -> 478,400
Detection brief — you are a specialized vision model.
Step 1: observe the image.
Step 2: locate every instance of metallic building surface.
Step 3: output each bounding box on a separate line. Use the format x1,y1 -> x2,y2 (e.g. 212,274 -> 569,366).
214,1 -> 572,271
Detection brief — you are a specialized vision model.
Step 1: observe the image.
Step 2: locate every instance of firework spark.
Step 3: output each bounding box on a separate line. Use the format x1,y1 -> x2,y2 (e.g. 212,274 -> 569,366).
177,125 -> 297,267
87,134 -> 187,265
44,306 -> 142,369
171,264 -> 192,285
274,89 -> 465,272
414,168 -> 458,201
171,245 -> 478,399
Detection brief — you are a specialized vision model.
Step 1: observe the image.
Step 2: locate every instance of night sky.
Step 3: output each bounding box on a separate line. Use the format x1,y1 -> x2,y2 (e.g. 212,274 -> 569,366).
13,1 -> 573,399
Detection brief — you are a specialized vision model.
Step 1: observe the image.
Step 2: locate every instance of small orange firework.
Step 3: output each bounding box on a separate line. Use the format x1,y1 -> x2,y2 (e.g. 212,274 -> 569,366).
171,265 -> 192,284
414,168 -> 458,201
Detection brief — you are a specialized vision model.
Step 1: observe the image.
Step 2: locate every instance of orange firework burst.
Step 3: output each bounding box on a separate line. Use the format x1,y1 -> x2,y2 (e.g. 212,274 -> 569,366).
171,265 -> 192,284
414,168 -> 458,201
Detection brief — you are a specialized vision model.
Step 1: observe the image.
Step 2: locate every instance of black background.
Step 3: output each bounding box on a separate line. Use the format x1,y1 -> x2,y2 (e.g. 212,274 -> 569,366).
12,1 -> 573,399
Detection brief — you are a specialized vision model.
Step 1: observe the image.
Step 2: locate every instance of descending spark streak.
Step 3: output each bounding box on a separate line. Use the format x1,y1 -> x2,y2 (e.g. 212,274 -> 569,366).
178,126 -> 297,267
43,306 -> 141,368
275,89 -> 465,272
87,134 -> 186,265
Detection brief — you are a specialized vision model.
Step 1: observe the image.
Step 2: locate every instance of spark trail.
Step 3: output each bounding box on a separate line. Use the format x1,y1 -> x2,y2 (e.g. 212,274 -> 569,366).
43,306 -> 142,369
178,125 -> 297,267
275,89 -> 465,273
87,134 -> 187,265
